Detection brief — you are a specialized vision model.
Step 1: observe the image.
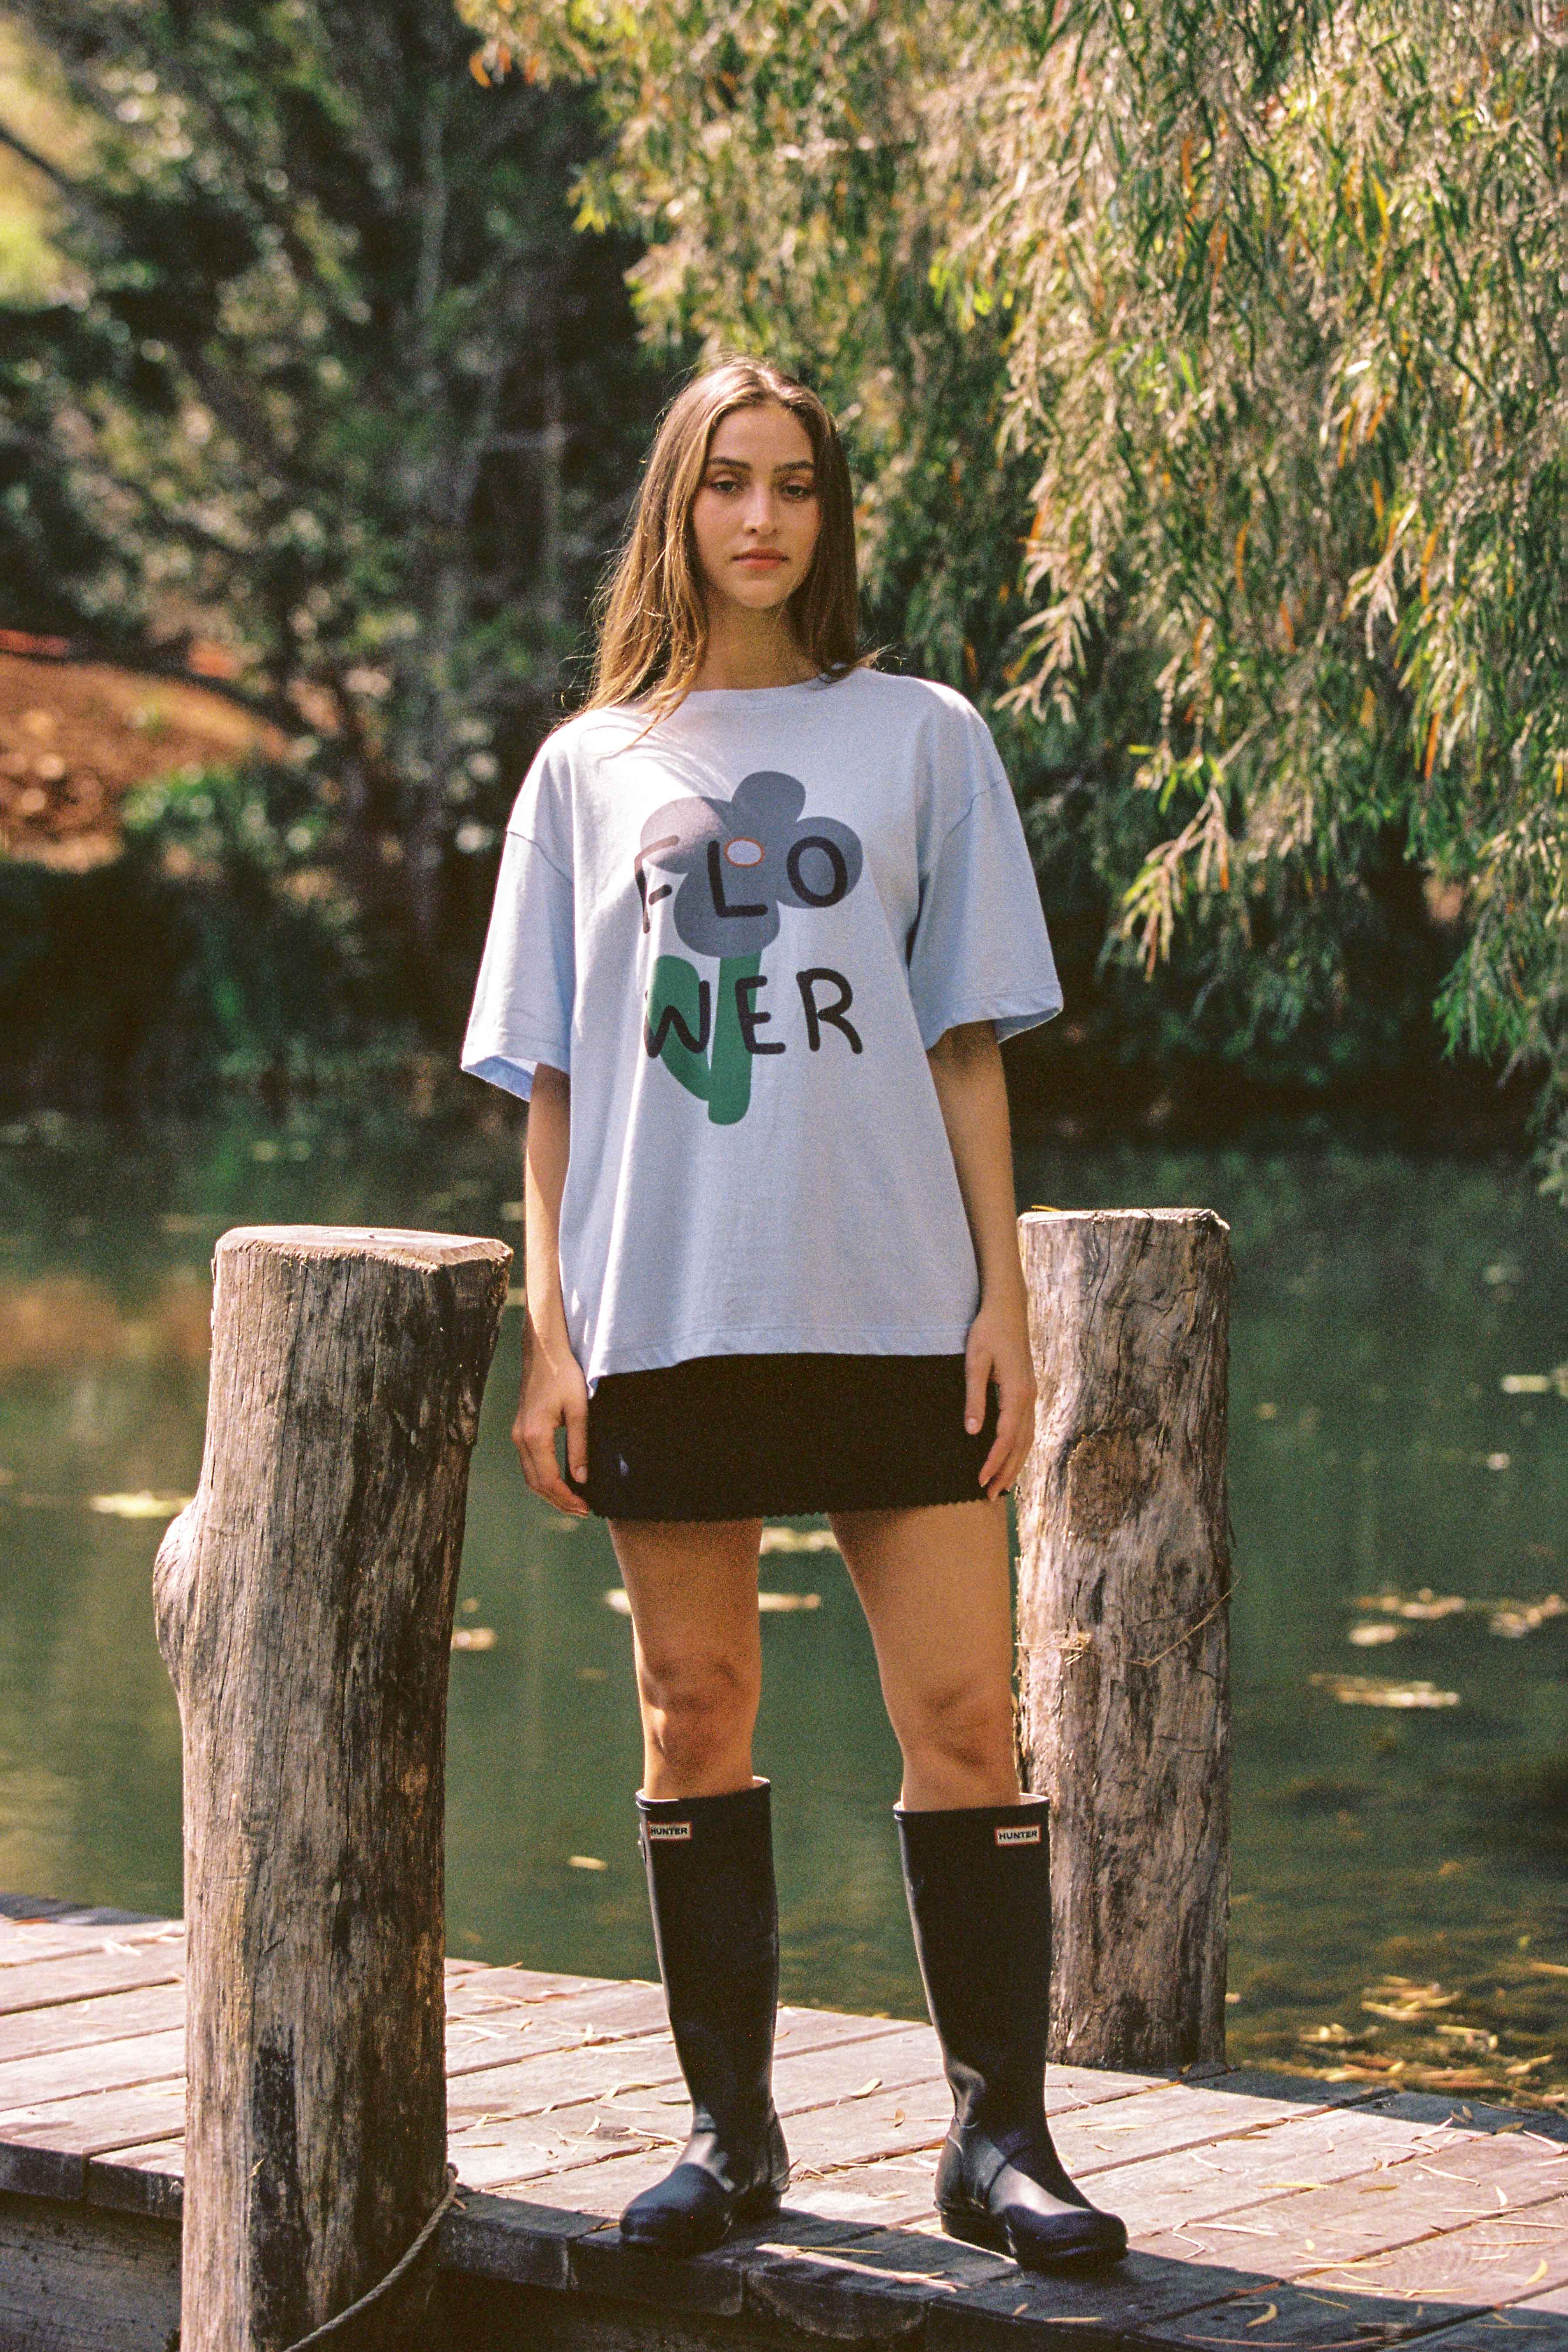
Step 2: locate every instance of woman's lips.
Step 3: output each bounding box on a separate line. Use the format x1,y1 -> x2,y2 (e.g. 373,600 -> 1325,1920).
735,550 -> 787,567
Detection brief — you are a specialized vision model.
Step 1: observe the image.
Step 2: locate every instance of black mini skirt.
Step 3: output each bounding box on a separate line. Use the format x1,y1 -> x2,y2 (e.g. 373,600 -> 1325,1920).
567,1351 -> 999,1522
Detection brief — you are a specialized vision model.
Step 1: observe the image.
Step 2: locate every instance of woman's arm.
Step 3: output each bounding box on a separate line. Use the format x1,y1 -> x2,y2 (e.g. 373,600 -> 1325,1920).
925,1020 -> 1037,1502
515,1062 -> 591,1516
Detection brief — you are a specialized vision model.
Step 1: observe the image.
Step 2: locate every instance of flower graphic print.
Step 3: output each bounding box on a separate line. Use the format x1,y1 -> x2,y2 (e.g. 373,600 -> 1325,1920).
635,770 -> 865,1124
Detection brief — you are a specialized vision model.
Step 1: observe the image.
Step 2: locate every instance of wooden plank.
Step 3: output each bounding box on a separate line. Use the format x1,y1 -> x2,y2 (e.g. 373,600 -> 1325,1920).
0,1917 -> 182,1971
0,2190 -> 181,2352
0,2080 -> 187,2153
447,1964 -> 634,2009
445,1981 -> 672,2078
1095,2107 -> 1568,2243
85,2138 -> 183,2223
1415,2317 -> 1568,2352
0,1945 -> 184,2016
0,2025 -> 185,2111
0,2080 -> 187,2199
1132,2143 -> 1568,2283
0,1981 -> 185,2064
786,2152 -> 941,2228
923,2241 -> 1296,2352
1288,2189 -> 1568,2305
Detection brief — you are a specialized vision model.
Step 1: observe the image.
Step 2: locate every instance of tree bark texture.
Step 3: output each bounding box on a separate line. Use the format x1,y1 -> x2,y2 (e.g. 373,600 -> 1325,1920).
154,1226 -> 510,2351
1014,1208 -> 1232,2074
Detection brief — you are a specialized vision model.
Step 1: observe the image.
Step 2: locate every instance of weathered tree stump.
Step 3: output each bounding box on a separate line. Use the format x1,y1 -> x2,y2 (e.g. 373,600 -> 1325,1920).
1014,1208 -> 1231,2074
154,1226 -> 510,2352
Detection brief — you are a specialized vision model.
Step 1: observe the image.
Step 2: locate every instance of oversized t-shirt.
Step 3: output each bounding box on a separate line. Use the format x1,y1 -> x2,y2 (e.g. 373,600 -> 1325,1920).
461,668 -> 1063,1390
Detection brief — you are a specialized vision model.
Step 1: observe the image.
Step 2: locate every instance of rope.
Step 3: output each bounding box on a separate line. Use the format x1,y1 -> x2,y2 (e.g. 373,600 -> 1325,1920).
279,2165 -> 460,2351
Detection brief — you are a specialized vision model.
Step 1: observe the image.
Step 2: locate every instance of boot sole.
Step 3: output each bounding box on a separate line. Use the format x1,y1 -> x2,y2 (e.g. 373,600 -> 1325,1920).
940,2206 -> 1128,2271
620,2179 -> 784,2258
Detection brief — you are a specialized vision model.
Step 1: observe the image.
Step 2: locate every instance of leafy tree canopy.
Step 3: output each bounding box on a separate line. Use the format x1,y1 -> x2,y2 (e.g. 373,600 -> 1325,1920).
0,0 -> 661,1009
461,0 -> 1568,1177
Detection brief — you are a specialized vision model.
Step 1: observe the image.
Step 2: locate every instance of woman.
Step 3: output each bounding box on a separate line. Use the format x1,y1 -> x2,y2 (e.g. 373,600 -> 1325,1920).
461,358 -> 1126,2274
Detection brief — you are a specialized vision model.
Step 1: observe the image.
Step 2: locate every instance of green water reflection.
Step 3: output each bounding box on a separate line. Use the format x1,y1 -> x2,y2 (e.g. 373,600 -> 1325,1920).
1,1110 -> 1564,2108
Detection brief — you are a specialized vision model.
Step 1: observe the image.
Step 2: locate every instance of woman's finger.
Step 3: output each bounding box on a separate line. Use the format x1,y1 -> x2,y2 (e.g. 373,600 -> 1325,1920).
979,1388 -> 1018,1491
964,1344 -> 993,1437
981,1381 -> 1035,1497
563,1388 -> 589,1489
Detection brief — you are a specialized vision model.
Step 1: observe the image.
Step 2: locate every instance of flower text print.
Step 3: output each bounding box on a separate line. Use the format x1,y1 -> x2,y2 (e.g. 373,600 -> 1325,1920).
635,770 -> 865,1125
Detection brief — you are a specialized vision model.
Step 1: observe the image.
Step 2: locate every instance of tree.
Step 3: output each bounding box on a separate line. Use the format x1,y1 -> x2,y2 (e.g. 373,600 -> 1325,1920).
0,1 -> 662,1011
460,0 -> 1568,1174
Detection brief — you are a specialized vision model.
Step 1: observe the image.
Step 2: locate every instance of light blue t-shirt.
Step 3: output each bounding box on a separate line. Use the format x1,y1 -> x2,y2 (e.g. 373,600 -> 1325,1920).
461,668 -> 1063,1389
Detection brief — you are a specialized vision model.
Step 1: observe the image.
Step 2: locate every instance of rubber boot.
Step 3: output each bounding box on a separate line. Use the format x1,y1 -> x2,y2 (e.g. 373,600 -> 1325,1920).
618,1779 -> 790,2255
896,1796 -> 1128,2270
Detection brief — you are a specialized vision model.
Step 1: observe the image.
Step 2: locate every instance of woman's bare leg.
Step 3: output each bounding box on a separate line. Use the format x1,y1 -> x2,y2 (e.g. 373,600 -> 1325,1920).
609,1517 -> 765,1798
829,1498 -> 1019,1809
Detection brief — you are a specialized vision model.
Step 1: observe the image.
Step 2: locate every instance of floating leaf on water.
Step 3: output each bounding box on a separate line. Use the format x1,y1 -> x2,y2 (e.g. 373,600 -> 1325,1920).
1351,1589 -> 1466,1621
1310,1674 -> 1459,1708
1347,1621 -> 1404,1648
1485,1452 -> 1511,1472
605,1588 -> 632,1614
451,1626 -> 497,1651
1501,1374 -> 1554,1395
1361,1982 -> 1459,2021
88,1491 -> 193,1519
760,1526 -> 840,1554
1487,1595 -> 1565,1638
568,1855 -> 608,1872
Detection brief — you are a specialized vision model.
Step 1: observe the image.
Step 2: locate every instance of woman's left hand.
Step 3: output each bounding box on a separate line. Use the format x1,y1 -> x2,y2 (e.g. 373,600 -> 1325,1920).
964,1290 -> 1038,1501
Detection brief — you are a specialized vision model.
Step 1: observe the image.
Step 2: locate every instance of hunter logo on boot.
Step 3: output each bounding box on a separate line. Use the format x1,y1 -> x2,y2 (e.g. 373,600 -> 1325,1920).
646,1821 -> 693,1840
995,1823 -> 1042,1846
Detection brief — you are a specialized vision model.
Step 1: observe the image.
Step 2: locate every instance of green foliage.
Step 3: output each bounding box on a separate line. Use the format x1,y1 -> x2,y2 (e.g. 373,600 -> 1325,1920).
460,0 -> 1568,1169
0,2 -> 666,1021
0,761 -> 398,1109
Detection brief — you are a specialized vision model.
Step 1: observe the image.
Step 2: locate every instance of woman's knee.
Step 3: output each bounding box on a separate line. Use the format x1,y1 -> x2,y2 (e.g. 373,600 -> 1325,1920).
637,1648 -> 760,1775
895,1672 -> 1016,1784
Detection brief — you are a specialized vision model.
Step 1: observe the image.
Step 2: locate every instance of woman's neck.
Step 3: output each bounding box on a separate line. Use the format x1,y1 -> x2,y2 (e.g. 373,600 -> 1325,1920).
691,600 -> 818,691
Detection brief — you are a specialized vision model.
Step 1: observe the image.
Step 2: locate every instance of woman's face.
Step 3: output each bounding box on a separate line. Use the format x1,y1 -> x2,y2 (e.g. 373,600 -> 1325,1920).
689,402 -> 822,618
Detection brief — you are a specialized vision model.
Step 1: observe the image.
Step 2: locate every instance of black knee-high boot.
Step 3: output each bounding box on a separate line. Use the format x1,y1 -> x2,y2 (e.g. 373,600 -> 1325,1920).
618,1779 -> 791,2255
896,1796 -> 1128,2270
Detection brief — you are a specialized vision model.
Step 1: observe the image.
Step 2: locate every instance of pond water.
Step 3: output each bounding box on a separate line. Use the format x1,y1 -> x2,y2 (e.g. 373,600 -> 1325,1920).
1,1106 -> 1565,2112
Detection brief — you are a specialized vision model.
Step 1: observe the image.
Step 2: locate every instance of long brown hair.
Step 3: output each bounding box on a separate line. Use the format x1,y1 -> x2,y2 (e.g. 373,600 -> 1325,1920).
584,358 -> 862,720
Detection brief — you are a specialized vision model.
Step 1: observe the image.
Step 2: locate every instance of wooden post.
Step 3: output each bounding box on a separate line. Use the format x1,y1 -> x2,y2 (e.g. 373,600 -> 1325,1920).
1014,1208 -> 1232,2074
154,1226 -> 510,2352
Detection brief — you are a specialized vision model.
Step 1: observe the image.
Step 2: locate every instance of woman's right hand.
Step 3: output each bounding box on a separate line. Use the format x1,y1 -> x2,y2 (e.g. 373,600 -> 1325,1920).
514,1319 -> 591,1517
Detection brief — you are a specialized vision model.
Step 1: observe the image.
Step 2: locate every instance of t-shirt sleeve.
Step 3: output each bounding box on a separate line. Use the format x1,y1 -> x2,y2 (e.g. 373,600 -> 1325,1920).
905,713 -> 1064,1052
460,756 -> 575,1102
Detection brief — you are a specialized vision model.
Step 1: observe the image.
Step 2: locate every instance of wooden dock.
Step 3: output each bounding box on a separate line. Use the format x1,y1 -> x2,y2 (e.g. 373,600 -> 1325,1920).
2,1895 -> 1566,2352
